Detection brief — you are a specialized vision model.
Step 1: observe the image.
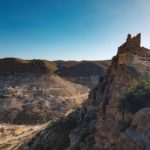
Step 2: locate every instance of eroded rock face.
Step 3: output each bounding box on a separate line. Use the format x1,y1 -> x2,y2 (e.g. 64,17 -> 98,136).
91,33 -> 150,118
118,108 -> 150,150
67,34 -> 150,150
118,33 -> 141,54
88,34 -> 150,149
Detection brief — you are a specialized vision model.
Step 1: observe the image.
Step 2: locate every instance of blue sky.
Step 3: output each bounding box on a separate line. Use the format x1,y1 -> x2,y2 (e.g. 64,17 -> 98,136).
0,0 -> 150,60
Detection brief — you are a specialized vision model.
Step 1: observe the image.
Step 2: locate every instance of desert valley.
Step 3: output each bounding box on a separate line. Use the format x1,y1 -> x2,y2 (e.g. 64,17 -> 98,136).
0,34 -> 149,150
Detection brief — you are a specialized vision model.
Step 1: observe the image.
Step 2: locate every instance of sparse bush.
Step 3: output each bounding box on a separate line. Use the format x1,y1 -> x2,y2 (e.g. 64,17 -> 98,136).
118,81 -> 150,114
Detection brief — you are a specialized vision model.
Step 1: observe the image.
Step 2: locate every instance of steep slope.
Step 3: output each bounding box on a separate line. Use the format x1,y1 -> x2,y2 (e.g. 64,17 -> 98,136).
56,60 -> 111,89
71,33 -> 150,150
90,33 -> 149,117
0,58 -> 89,124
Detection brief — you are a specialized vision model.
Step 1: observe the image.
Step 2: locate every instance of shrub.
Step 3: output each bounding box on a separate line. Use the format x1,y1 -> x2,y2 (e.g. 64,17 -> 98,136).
118,81 -> 150,114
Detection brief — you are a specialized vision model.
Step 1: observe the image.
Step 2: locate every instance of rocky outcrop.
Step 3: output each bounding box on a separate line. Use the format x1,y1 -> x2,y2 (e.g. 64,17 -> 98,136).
67,34 -> 150,150
90,33 -> 150,117
118,33 -> 141,54
85,34 -> 150,150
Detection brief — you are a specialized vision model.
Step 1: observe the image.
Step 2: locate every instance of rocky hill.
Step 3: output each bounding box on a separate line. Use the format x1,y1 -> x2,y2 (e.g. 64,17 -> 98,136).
56,60 -> 111,89
20,34 -> 150,150
87,34 -> 150,149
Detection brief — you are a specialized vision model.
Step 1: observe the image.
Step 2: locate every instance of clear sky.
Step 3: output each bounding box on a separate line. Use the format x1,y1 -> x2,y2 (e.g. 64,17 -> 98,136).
0,0 -> 150,60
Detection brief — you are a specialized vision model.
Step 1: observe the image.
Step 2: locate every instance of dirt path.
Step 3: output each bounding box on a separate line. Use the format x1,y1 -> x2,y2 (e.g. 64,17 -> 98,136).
0,119 -> 58,150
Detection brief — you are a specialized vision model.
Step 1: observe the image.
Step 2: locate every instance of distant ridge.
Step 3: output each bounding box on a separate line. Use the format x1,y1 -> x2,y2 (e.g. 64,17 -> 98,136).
0,58 -> 57,74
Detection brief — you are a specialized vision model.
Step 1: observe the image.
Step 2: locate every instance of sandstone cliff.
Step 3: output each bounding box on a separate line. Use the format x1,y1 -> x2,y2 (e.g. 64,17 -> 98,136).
91,33 -> 149,117
75,33 -> 150,150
